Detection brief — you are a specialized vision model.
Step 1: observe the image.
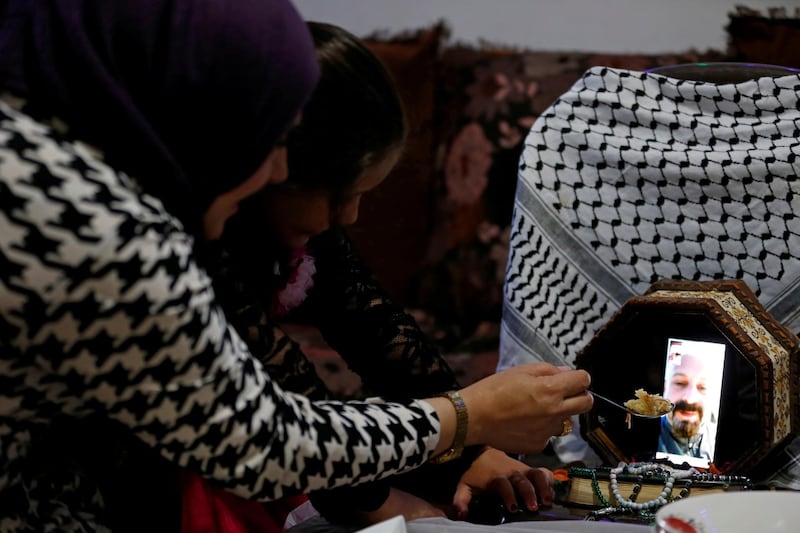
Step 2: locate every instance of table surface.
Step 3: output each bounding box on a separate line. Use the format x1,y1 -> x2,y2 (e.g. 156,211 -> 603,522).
288,504 -> 654,533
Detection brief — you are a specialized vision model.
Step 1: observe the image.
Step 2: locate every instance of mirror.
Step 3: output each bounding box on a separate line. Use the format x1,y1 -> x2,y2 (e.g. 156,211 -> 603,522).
576,279 -> 798,477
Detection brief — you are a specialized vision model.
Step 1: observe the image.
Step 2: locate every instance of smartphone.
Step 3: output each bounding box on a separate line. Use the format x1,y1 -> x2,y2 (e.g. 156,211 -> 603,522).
654,338 -> 726,468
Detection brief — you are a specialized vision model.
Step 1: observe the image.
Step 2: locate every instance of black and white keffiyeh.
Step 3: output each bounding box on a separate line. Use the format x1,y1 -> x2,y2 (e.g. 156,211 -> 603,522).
500,66 -> 800,371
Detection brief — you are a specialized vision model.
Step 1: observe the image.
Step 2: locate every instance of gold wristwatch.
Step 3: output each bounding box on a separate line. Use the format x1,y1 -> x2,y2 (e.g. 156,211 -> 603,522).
429,390 -> 468,464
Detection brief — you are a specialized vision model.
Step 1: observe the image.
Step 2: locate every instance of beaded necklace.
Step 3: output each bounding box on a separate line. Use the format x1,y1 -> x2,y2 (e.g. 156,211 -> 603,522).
609,462 -> 696,511
576,462 -> 751,521
583,462 -> 696,522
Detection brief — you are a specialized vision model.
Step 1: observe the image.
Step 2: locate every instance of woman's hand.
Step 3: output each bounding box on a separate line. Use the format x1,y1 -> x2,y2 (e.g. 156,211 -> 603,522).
451,447 -> 553,519
464,363 -> 592,453
358,487 -> 446,525
426,362 -> 593,457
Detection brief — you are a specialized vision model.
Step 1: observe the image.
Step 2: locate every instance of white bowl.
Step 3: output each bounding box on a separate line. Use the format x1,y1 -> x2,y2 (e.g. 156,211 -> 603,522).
654,491 -> 800,532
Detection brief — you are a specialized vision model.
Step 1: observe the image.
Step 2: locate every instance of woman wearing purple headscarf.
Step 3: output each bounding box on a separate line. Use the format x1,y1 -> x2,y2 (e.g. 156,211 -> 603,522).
0,1 -> 593,531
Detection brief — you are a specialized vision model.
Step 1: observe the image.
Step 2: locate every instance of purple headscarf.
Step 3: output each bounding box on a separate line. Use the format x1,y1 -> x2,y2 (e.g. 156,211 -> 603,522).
0,0 -> 319,228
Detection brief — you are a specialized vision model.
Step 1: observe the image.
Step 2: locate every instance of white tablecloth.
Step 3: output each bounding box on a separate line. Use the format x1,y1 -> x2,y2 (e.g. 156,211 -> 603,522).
406,517 -> 651,532
288,515 -> 652,533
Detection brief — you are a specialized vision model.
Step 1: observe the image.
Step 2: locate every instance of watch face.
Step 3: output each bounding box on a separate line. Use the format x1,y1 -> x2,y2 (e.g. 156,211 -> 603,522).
429,448 -> 460,464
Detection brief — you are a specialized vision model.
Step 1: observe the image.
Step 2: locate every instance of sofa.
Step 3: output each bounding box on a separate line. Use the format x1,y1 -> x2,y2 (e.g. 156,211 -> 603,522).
289,6 -> 800,398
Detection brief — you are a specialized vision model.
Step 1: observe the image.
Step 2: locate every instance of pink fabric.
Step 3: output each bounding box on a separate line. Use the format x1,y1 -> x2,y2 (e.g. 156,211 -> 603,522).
270,247 -> 316,318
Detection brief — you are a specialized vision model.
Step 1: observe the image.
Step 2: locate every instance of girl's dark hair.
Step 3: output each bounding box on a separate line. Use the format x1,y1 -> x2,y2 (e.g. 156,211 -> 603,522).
220,22 -> 407,294
285,21 -> 407,191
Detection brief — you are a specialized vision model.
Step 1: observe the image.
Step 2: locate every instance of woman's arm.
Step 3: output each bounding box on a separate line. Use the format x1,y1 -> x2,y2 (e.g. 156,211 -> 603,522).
0,127 -> 442,502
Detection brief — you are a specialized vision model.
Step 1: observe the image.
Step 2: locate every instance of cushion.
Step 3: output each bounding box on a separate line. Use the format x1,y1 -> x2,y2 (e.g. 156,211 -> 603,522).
344,23 -> 447,306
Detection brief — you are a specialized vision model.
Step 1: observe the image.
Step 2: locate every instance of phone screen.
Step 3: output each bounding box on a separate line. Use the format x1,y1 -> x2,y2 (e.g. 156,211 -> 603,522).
654,337 -> 726,468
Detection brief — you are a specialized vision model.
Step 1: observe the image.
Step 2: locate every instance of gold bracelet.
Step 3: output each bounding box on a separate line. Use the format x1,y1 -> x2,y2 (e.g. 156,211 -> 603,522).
429,390 -> 468,464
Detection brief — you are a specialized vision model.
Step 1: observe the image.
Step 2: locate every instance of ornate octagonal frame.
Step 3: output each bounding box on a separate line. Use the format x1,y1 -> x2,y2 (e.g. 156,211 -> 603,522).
576,279 -> 799,476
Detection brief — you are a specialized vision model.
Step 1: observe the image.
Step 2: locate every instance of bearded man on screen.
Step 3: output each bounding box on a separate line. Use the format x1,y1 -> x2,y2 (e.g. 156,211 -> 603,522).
658,352 -> 715,461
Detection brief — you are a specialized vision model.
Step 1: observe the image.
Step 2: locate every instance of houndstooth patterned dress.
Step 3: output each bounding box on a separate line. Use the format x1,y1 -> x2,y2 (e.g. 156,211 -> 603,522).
0,96 -> 441,531
500,66 -> 800,370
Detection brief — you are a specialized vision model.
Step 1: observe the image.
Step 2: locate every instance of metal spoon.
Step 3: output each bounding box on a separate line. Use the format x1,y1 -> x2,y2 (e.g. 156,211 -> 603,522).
591,391 -> 673,419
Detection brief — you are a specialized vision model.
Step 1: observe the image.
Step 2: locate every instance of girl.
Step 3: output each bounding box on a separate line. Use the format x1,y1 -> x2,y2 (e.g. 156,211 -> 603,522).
217,22 -> 570,527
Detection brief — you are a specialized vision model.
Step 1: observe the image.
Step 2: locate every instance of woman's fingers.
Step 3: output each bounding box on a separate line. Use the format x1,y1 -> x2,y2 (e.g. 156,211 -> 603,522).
546,370 -> 594,418
513,362 -> 564,378
487,476 -> 519,513
561,390 -> 594,416
508,471 -> 537,511
486,468 -> 552,513
525,467 -> 554,507
451,482 -> 474,519
548,369 -> 591,398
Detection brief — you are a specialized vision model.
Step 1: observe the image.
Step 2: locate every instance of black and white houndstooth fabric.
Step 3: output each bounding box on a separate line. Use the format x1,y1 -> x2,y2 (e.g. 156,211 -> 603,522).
500,66 -> 800,370
0,96 -> 440,531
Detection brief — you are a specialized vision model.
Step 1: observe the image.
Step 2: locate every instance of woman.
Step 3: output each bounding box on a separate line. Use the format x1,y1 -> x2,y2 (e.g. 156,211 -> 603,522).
217,22 -> 561,526
0,1 -> 592,531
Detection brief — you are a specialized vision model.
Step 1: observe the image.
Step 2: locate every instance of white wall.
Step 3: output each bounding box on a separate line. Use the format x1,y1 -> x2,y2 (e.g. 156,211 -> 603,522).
293,0 -> 799,54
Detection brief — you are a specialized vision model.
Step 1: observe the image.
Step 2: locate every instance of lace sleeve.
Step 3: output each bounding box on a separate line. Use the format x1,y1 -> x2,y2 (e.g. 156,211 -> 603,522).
307,228 -> 461,400
304,229 -> 471,522
197,240 -> 332,401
